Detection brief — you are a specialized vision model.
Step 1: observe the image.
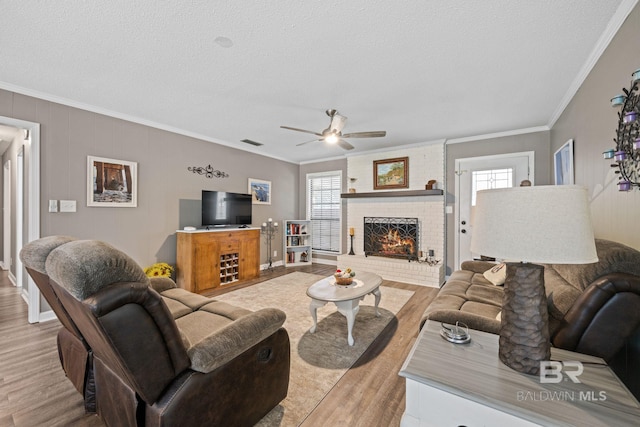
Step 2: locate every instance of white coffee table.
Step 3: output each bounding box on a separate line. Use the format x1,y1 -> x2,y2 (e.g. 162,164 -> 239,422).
306,271 -> 382,346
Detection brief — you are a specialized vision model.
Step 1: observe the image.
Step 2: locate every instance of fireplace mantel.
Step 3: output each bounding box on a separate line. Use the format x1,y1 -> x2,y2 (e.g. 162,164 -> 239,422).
341,189 -> 443,199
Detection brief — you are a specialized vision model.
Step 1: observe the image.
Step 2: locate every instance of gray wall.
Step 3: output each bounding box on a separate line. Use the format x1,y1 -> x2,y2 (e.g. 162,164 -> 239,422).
444,131 -> 551,274
0,89 -> 299,268
550,3 -> 640,250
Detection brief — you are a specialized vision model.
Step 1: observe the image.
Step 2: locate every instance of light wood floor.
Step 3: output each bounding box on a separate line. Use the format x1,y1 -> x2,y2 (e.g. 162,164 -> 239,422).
0,265 -> 438,427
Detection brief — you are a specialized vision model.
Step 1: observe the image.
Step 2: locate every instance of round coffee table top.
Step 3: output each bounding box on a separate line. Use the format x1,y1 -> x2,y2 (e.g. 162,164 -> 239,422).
307,271 -> 382,302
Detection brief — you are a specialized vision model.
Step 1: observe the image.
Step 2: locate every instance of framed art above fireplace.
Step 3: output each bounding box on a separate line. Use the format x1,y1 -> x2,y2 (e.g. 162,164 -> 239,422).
374,157 -> 408,190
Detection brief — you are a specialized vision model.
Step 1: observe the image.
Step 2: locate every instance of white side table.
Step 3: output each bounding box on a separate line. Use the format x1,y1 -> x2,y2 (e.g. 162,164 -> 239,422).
399,320 -> 640,426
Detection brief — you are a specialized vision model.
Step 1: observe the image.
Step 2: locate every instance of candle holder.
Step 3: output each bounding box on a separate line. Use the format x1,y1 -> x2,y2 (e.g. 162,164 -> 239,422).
348,227 -> 355,255
607,67 -> 640,190
348,177 -> 357,193
261,218 -> 279,271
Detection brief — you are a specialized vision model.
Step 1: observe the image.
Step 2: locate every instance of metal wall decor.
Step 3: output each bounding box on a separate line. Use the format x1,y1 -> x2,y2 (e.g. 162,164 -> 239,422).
188,164 -> 229,179
606,68 -> 640,191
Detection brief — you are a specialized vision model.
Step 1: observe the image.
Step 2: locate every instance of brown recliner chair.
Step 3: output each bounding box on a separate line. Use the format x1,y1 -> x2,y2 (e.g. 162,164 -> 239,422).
37,238 -> 290,427
19,235 -> 97,413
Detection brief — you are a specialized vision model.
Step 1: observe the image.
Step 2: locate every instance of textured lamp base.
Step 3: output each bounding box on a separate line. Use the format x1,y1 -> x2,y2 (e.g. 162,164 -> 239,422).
499,262 -> 550,375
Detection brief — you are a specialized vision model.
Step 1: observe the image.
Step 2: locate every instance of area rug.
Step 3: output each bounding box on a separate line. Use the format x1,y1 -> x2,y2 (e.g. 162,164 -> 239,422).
214,271 -> 414,427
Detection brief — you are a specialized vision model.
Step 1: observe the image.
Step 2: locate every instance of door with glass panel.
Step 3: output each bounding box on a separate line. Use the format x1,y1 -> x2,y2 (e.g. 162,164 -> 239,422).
454,152 -> 534,269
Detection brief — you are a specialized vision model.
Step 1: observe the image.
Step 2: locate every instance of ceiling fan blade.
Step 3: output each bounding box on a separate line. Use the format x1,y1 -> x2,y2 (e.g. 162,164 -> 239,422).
280,126 -> 322,136
341,131 -> 386,138
337,139 -> 354,150
296,138 -> 321,146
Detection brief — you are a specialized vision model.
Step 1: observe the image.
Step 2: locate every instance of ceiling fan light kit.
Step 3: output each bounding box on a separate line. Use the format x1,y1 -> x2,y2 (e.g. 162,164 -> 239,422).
281,109 -> 386,151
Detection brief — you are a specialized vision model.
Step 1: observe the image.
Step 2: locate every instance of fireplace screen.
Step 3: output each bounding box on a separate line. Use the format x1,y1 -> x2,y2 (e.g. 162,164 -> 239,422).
364,217 -> 418,260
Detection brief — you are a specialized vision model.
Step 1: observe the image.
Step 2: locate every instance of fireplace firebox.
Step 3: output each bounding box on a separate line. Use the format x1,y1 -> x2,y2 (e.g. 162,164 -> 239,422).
364,217 -> 419,260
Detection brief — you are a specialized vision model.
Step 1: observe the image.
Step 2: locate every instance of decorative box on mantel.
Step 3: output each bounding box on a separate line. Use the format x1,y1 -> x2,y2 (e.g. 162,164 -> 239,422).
337,254 -> 444,288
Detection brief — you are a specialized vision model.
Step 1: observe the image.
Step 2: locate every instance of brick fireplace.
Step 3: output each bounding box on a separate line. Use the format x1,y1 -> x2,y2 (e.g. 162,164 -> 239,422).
338,143 -> 445,287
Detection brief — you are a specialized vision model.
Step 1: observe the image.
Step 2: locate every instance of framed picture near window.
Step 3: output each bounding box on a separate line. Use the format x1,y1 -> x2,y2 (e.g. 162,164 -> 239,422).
554,139 -> 574,185
87,156 -> 138,207
374,157 -> 409,190
248,178 -> 271,205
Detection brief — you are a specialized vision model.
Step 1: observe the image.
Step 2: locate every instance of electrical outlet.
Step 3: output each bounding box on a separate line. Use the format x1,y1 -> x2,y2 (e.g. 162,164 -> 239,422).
273,250 -> 277,257
48,200 -> 58,213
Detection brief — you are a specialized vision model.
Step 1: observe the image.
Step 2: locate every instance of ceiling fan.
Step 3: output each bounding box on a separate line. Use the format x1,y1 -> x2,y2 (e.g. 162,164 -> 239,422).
280,109 -> 386,150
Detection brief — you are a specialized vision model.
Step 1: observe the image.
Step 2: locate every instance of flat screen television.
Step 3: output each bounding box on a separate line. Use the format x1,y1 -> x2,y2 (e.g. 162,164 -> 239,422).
202,190 -> 252,227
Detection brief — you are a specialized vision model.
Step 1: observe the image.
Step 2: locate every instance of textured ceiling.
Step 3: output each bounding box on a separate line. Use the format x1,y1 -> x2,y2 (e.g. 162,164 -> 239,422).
0,1 -> 634,163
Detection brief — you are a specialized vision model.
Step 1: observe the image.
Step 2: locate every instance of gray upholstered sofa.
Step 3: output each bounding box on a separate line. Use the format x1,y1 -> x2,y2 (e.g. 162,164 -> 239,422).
21,236 -> 290,426
421,239 -> 640,395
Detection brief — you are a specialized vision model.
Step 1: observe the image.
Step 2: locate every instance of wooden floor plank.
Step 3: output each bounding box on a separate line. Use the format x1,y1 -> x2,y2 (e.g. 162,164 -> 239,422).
0,265 -> 438,426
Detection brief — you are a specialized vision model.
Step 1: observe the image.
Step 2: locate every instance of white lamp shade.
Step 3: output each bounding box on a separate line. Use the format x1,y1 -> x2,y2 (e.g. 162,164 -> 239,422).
470,185 -> 598,264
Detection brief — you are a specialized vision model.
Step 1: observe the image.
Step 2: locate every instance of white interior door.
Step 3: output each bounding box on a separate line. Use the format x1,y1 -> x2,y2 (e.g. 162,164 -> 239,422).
16,146 -> 24,289
3,160 -> 10,272
454,152 -> 534,269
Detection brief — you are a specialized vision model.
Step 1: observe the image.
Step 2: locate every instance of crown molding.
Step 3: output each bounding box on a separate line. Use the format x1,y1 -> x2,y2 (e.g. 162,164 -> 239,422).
445,126 -> 549,145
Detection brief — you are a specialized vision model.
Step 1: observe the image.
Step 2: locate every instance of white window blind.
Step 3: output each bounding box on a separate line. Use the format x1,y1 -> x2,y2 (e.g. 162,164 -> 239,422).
307,171 -> 341,253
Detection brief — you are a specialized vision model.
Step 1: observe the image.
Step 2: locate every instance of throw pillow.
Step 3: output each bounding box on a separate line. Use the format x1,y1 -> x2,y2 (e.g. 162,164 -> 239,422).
483,263 -> 506,286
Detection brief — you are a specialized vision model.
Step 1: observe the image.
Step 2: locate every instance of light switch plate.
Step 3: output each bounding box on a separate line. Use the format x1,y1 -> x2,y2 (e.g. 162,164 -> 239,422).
48,200 -> 58,212
59,200 -> 77,212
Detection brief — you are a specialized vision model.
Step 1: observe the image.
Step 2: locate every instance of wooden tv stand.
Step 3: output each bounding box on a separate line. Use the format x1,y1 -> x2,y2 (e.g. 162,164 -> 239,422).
176,228 -> 260,293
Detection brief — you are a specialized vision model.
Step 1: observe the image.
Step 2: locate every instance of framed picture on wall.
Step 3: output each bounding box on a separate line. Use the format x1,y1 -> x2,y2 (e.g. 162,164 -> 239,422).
374,157 -> 409,190
554,139 -> 574,185
87,156 -> 138,207
248,178 -> 271,205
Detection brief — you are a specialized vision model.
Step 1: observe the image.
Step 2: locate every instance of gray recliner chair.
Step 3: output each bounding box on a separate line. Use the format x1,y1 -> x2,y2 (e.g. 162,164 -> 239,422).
22,237 -> 290,426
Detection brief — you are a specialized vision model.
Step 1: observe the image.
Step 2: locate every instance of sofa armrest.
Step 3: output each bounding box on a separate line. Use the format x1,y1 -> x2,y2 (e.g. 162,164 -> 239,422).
186,308 -> 286,373
149,276 -> 178,293
460,260 -> 498,274
552,273 -> 640,361
421,309 -> 501,335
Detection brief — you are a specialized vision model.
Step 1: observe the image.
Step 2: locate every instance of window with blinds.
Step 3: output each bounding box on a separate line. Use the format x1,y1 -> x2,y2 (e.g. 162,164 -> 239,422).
306,171 -> 342,253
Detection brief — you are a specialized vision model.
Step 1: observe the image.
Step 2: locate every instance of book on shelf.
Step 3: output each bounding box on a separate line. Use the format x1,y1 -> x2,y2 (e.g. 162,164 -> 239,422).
287,222 -> 308,235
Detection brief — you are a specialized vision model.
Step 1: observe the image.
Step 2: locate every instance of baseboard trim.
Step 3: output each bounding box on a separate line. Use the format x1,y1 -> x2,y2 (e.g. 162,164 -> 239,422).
312,257 -> 338,266
261,260 -> 284,270
38,310 -> 58,323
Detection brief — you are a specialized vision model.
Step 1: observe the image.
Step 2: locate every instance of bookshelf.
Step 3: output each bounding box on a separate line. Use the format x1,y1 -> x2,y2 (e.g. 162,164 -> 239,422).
284,220 -> 312,267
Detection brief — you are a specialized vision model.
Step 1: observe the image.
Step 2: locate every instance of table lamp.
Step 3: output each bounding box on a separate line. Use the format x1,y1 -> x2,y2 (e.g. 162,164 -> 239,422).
470,185 -> 598,375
